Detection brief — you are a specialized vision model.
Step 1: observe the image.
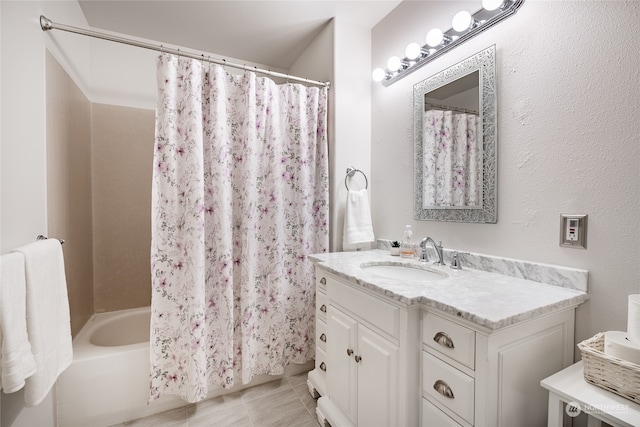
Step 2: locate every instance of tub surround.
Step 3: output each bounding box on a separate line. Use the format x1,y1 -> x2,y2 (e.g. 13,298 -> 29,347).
310,249 -> 588,331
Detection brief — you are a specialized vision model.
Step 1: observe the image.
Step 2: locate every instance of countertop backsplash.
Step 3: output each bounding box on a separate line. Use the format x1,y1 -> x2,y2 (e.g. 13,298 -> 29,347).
376,238 -> 588,292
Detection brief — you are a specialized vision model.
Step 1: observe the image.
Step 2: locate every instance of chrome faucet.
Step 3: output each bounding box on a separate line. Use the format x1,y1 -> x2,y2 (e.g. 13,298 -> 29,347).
420,237 -> 445,266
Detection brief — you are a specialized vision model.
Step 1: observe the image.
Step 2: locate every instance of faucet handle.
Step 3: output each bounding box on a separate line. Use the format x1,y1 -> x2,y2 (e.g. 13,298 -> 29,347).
450,251 -> 470,270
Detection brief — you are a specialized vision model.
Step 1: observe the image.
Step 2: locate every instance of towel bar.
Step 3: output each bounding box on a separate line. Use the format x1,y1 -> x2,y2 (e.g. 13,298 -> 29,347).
36,235 -> 65,245
345,167 -> 368,191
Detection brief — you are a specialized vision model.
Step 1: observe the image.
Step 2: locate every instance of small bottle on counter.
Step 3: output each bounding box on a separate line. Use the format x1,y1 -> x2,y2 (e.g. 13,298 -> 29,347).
401,225 -> 414,258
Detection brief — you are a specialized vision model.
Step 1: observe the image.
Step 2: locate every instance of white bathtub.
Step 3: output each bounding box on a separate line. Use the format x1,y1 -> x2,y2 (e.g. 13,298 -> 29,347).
56,307 -> 183,427
56,306 -> 312,427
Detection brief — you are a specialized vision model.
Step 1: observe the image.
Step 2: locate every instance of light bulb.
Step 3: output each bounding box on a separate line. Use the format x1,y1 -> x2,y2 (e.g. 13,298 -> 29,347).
426,28 -> 444,47
452,11 -> 473,32
405,42 -> 422,60
372,68 -> 386,82
482,0 -> 504,11
387,56 -> 402,72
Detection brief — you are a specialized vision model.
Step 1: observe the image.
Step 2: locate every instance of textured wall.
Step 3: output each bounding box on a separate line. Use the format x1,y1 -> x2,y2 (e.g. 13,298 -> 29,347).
45,52 -> 94,337
92,104 -> 154,312
371,0 -> 640,348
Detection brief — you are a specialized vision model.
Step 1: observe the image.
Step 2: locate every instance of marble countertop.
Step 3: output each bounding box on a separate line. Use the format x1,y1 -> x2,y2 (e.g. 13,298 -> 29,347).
310,250 -> 589,331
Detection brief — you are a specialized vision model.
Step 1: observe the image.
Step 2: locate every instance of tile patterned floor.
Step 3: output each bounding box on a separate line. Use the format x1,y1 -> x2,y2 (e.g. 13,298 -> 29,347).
109,372 -> 320,427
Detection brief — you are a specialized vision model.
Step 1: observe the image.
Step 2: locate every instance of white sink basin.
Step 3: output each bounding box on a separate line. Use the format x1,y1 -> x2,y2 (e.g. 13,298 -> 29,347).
361,263 -> 448,281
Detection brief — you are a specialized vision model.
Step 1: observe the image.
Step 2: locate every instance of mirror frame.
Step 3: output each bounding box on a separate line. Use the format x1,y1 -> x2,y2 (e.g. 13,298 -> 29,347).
413,45 -> 497,223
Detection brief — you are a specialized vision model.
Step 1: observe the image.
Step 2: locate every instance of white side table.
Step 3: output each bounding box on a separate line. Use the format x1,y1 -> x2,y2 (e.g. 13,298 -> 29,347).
541,361 -> 640,427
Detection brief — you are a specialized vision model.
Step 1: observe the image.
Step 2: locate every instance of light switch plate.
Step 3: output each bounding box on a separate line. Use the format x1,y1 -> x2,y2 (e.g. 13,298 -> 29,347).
560,214 -> 587,249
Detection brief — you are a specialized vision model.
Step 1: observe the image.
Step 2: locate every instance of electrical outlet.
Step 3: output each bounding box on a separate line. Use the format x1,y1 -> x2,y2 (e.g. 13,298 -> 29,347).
560,214 -> 587,249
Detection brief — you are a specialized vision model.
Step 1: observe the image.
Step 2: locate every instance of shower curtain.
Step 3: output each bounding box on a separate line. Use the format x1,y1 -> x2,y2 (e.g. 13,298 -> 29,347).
150,53 -> 329,403
422,109 -> 481,207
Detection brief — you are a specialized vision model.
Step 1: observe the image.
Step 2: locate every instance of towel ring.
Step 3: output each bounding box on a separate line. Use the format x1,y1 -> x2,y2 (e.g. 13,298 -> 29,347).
345,167 -> 368,191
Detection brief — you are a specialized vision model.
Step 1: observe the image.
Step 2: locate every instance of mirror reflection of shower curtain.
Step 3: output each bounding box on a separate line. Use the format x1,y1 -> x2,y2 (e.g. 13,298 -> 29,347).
422,110 -> 482,208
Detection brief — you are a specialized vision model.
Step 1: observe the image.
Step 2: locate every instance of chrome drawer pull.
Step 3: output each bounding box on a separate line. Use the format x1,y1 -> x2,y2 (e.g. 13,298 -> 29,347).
320,304 -> 327,313
354,355 -> 362,363
320,333 -> 326,342
433,331 -> 455,349
319,362 -> 326,372
320,277 -> 327,284
433,380 -> 454,399
346,348 -> 354,356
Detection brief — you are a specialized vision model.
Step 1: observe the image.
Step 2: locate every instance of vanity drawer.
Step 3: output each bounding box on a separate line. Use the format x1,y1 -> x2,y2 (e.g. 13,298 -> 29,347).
316,319 -> 327,351
423,351 -> 474,425
316,289 -> 328,323
422,398 -> 463,427
327,275 -> 399,339
315,346 -> 327,379
316,273 -> 328,293
423,312 -> 475,369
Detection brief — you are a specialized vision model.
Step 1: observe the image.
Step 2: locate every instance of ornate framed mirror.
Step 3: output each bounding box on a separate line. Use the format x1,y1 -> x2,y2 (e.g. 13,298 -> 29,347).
414,45 -> 496,223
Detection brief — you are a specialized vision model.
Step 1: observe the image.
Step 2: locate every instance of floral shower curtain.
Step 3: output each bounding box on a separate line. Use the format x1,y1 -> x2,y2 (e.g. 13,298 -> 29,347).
422,109 -> 482,207
150,53 -> 329,403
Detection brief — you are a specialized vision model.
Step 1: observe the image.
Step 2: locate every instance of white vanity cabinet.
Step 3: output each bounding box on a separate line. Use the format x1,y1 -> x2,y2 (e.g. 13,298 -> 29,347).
421,309 -> 576,427
309,269 -> 421,427
307,251 -> 587,427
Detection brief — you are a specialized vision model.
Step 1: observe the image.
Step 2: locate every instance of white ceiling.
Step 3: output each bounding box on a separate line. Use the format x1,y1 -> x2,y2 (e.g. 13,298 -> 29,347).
78,0 -> 402,70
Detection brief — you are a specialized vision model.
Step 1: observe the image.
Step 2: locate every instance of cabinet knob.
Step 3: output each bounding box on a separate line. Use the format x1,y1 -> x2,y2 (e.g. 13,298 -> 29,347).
320,277 -> 327,284
320,333 -> 326,342
354,355 -> 362,363
319,362 -> 326,372
320,304 -> 327,313
346,348 -> 354,356
433,380 -> 454,399
433,331 -> 455,349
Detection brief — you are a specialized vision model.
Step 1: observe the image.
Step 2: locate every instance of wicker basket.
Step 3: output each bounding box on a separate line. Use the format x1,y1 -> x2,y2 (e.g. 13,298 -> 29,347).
577,332 -> 640,404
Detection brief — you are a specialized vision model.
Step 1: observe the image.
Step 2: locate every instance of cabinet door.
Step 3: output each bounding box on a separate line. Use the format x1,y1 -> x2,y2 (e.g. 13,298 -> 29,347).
357,323 -> 399,427
327,306 -> 358,424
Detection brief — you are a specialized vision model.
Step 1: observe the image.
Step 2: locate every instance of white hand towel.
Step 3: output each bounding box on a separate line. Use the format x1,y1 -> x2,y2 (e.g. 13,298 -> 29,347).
343,189 -> 375,250
0,252 -> 37,393
14,240 -> 73,407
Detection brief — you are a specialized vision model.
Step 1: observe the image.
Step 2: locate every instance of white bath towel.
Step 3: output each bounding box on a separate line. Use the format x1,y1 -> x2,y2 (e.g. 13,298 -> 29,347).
0,252 -> 37,393
343,189 -> 375,250
14,240 -> 73,407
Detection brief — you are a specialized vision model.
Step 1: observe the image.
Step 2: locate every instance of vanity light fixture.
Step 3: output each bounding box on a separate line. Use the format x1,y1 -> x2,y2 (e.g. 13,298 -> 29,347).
482,0 -> 507,11
426,28 -> 451,47
452,11 -> 476,32
387,55 -> 403,72
405,42 -> 423,60
373,0 -> 525,86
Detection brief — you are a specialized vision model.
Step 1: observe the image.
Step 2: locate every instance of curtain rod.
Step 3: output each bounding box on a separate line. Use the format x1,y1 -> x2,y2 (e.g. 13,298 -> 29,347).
39,15 -> 330,88
424,102 -> 478,115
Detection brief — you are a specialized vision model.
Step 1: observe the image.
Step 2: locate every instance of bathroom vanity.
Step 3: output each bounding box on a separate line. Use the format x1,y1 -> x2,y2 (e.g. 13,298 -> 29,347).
307,250 -> 588,427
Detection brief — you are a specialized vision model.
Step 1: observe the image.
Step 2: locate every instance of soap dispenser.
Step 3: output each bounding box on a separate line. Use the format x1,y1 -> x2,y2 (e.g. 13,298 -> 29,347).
401,225 -> 414,258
